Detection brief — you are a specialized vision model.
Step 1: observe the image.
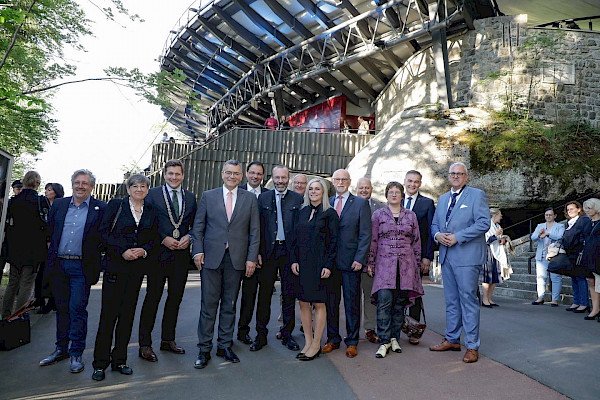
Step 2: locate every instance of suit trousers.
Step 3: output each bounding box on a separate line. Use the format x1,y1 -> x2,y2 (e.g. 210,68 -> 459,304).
51,259 -> 91,356
255,243 -> 297,340
139,251 -> 190,346
237,270 -> 259,337
441,260 -> 482,350
1,264 -> 36,317
197,250 -> 244,352
360,272 -> 377,332
93,271 -> 143,369
326,269 -> 361,346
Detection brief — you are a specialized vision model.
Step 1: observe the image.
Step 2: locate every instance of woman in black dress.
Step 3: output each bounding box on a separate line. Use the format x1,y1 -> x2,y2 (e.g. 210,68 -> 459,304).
291,178 -> 338,361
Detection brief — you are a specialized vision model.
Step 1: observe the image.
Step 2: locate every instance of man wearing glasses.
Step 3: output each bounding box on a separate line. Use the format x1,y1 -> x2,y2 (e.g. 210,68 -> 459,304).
430,162 -> 490,363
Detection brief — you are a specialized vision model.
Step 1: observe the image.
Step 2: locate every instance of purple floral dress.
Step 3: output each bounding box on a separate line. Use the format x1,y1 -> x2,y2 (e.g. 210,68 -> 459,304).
367,206 -> 424,302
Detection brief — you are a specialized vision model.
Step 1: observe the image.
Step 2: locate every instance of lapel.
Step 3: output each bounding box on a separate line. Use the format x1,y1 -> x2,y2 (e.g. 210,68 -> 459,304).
83,197 -> 99,238
340,193 -> 354,219
55,198 -> 69,240
229,189 -> 245,224
446,187 -> 470,225
216,188 -> 228,223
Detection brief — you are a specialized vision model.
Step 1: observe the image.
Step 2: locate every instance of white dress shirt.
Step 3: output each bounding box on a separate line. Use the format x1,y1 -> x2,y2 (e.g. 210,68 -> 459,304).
333,191 -> 350,210
223,185 -> 238,210
404,192 -> 418,211
167,184 -> 183,212
246,184 -> 261,198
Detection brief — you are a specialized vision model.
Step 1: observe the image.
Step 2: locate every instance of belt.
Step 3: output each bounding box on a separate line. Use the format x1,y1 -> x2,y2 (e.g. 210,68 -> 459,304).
275,240 -> 286,245
58,255 -> 82,260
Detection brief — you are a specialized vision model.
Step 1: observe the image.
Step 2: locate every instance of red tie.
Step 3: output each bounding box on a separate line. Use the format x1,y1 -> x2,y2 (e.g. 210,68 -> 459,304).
336,195 -> 343,217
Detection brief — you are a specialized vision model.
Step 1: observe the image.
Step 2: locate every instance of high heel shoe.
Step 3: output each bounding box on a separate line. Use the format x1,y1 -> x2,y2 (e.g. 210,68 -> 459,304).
531,299 -> 544,305
573,306 -> 590,314
299,348 -> 321,361
584,311 -> 600,320
482,303 -> 493,308
295,352 -> 305,359
566,305 -> 579,312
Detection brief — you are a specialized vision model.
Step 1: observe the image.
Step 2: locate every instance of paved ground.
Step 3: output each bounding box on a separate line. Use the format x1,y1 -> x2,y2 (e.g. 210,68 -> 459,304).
0,273 -> 597,399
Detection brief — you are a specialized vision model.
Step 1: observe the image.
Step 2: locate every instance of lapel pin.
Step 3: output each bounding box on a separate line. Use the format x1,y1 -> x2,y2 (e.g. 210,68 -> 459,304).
94,206 -> 99,210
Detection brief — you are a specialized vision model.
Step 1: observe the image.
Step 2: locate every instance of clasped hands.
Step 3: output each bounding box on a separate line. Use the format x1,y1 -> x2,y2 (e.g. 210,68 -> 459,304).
291,263 -> 331,279
436,232 -> 458,247
163,235 -> 191,250
193,253 -> 257,277
122,248 -> 146,261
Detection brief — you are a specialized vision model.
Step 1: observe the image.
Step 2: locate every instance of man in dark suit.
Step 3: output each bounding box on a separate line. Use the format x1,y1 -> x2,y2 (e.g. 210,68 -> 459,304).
356,177 -> 384,344
40,169 -> 106,374
138,159 -> 197,362
237,161 -> 265,344
249,165 -> 303,352
403,170 -> 436,345
324,169 -> 372,358
191,160 -> 260,369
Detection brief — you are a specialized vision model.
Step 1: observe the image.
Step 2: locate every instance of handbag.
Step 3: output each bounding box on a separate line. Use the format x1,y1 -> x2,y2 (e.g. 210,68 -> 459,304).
548,253 -> 576,277
401,304 -> 426,339
0,299 -> 34,351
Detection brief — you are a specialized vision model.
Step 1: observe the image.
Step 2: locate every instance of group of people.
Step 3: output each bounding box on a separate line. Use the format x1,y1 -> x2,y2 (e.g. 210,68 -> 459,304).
11,157 -> 598,382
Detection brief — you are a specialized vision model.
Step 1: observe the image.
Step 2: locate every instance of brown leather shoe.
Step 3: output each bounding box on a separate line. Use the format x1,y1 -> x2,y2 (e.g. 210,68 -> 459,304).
345,345 -> 358,358
322,342 -> 340,353
463,349 -> 479,363
160,340 -> 185,354
429,340 -> 461,352
409,336 -> 420,345
365,330 -> 380,344
139,346 -> 158,362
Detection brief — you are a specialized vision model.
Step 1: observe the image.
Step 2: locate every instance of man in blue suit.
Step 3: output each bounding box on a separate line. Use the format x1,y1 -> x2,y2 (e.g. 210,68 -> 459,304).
324,169 -> 371,358
40,169 -> 107,373
430,162 -> 490,363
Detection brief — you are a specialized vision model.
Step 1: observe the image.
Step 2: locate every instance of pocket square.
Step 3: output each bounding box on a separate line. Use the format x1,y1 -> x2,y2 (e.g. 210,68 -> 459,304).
460,204 -> 468,209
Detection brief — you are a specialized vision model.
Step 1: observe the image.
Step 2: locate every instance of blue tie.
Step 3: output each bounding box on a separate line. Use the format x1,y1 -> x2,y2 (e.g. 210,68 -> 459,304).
405,196 -> 412,210
276,192 -> 285,240
445,192 -> 459,223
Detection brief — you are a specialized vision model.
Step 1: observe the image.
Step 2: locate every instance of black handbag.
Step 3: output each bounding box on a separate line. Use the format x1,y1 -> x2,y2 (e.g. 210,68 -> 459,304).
0,315 -> 30,351
548,253 -> 576,277
401,305 -> 426,339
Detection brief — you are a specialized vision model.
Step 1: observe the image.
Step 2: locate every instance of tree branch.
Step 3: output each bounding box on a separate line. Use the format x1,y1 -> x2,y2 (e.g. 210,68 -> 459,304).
0,76 -> 132,101
0,0 -> 39,71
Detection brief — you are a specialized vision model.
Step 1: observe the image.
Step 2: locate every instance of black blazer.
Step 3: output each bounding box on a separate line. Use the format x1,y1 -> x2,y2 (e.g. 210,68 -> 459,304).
46,196 -> 107,286
100,197 -> 159,274
581,220 -> 600,275
258,189 -> 303,258
560,216 -> 592,263
145,185 -> 197,261
410,193 -> 436,262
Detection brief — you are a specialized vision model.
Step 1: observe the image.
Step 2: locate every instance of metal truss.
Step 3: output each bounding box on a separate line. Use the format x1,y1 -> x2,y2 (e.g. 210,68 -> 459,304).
206,0 -> 465,134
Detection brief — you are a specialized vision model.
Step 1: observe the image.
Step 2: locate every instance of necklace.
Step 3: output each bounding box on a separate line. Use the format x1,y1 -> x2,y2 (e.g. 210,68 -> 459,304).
162,185 -> 186,239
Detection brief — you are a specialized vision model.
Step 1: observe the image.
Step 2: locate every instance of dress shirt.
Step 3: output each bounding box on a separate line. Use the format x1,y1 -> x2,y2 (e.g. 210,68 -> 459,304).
333,191 -> 350,211
446,186 -> 465,209
223,185 -> 238,211
58,196 -> 91,256
167,184 -> 183,213
246,184 -> 261,198
404,192 -> 418,211
129,198 -> 143,226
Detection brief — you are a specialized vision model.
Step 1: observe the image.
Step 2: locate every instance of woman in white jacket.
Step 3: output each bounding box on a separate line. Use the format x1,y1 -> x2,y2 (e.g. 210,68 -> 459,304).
482,208 -> 511,307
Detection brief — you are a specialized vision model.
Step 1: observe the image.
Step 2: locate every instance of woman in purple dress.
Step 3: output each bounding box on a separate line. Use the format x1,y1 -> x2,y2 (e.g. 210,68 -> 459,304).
367,181 -> 423,358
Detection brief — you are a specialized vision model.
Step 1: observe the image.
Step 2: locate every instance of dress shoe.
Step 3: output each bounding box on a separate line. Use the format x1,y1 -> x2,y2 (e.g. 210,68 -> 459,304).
345,345 -> 358,358
299,348 -> 321,361
250,339 -> 267,351
375,344 -> 391,358
295,352 -> 305,359
237,333 -> 253,345
216,347 -> 240,363
566,306 -> 578,312
584,312 -> 600,320
574,306 -> 591,314
39,347 -> 69,366
463,349 -> 479,363
365,329 -> 380,344
111,364 -> 133,375
139,346 -> 158,362
91,368 -> 105,381
282,337 -> 300,351
322,342 -> 340,353
390,338 -> 402,353
70,356 -> 84,373
490,303 -> 499,307
429,340 -> 461,352
531,299 -> 545,305
160,341 -> 185,354
409,336 -> 420,345
194,352 -> 211,369
550,302 -> 559,307
482,303 -> 493,308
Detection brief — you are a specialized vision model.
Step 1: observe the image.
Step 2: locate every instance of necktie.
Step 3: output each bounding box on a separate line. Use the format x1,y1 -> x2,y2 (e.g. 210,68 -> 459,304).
445,192 -> 458,223
336,195 -> 343,217
406,196 -> 412,210
172,190 -> 180,218
226,191 -> 233,222
276,193 -> 285,240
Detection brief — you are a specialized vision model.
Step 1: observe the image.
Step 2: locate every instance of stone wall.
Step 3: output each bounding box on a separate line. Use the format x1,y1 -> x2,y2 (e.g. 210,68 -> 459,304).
376,15 -> 600,128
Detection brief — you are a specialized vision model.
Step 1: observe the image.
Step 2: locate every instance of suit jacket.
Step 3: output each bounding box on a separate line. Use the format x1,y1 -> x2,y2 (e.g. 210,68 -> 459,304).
46,196 -> 107,286
329,193 -> 372,270
145,185 -> 197,263
559,216 -> 592,262
367,198 -> 385,215
191,187 -> 260,271
258,189 -> 303,259
410,193 -> 436,261
99,197 -> 159,274
431,186 -> 490,266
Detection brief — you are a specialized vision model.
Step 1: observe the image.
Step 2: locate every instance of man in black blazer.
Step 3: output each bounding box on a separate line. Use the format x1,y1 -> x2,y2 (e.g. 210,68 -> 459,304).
40,169 -> 107,374
249,165 -> 303,352
324,169 -> 372,358
138,159 -> 198,361
403,170 -> 436,345
237,161 -> 265,344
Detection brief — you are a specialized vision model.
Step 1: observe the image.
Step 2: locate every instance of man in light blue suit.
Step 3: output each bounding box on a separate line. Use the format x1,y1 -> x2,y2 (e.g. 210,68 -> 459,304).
430,162 -> 490,363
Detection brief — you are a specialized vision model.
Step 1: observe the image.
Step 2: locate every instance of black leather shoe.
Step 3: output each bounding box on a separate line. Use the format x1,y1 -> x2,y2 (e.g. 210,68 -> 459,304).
92,368 -> 105,381
574,307 -> 591,314
282,337 -> 300,351
249,340 -> 267,351
237,333 -> 252,345
216,347 -> 240,363
39,348 -> 69,366
298,348 -> 321,361
194,352 -> 211,369
111,364 -> 133,375
160,340 -> 185,354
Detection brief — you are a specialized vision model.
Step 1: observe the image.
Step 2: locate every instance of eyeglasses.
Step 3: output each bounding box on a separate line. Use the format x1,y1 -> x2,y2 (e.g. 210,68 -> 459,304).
332,178 -> 350,183
223,171 -> 242,177
448,172 -> 466,177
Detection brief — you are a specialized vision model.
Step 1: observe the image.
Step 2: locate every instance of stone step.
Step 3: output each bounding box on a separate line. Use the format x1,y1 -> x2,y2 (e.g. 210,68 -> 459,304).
492,286 -> 573,304
505,273 -> 574,286
498,279 -> 573,295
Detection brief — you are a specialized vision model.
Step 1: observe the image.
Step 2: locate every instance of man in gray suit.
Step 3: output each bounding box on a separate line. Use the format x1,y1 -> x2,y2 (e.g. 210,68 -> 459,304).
191,160 -> 260,369
356,177 -> 384,344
